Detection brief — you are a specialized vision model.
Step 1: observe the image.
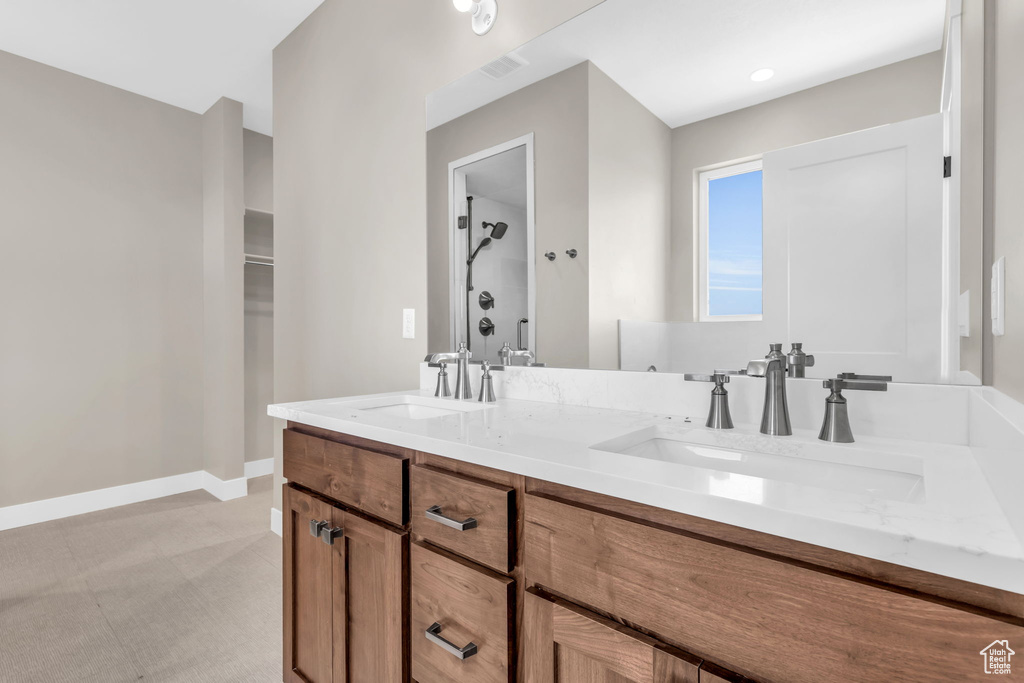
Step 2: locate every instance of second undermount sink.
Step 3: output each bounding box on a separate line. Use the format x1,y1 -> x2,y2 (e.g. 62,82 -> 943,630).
333,394 -> 491,420
590,426 -> 925,504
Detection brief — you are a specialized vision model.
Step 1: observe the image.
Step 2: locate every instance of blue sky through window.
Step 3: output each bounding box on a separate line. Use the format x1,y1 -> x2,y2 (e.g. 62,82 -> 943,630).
707,169 -> 763,316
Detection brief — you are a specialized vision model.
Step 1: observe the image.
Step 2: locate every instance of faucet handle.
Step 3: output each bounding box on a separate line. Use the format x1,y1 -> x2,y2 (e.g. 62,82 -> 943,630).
475,360 -> 505,374
837,372 -> 892,382
686,373 -> 734,429
684,372 -> 730,385
824,377 -> 888,393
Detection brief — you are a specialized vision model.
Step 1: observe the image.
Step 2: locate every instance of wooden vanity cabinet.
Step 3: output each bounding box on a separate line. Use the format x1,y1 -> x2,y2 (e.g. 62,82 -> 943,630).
283,484 -> 407,683
282,423 -> 1024,683
523,590 -> 701,683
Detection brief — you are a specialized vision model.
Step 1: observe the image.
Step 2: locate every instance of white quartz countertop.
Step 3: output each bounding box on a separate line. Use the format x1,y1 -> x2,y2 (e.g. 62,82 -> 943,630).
269,390 -> 1024,595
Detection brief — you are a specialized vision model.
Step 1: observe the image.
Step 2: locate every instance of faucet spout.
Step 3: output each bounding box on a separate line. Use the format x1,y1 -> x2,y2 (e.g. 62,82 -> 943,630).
746,353 -> 792,436
425,342 -> 473,399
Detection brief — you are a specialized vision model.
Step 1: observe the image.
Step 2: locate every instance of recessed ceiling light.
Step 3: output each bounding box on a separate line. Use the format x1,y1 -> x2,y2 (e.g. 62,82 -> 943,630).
750,68 -> 775,82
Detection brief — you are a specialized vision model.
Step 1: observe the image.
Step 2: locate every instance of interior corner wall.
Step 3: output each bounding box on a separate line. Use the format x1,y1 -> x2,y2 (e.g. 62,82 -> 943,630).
244,129 -> 274,213
587,62 -> 672,370
988,0 -> 1024,403
0,49 -> 205,508
426,62 -> 591,370
202,97 -> 246,483
668,51 -> 945,321
271,0 -> 604,512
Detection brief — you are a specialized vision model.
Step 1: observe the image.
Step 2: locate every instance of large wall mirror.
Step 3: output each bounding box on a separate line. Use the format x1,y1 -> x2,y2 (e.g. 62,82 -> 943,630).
426,0 -> 980,385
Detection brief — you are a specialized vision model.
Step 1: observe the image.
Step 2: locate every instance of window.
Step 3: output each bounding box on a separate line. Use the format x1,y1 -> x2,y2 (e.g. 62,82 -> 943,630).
698,160 -> 763,321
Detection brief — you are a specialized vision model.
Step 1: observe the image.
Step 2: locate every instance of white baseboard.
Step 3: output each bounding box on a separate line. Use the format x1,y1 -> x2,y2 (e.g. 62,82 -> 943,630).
244,457 -> 274,479
201,472 -> 249,501
0,460 -> 275,532
270,507 -> 282,537
0,471 -> 204,532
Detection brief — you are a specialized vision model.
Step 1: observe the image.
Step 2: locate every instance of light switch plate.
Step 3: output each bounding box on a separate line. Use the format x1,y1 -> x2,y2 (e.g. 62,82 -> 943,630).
402,308 -> 415,339
992,257 -> 1005,337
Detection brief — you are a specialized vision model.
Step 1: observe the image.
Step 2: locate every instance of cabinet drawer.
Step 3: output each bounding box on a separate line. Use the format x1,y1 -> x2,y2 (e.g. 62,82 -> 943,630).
411,464 -> 514,573
411,542 -> 514,683
283,428 -> 407,526
524,589 -> 701,682
525,493 -> 1024,683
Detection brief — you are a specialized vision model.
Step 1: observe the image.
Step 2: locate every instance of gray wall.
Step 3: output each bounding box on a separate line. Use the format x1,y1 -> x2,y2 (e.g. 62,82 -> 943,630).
989,0 -> 1024,402
426,63 -> 591,370
0,49 -> 205,507
587,63 -> 671,370
244,129 -> 274,214
427,61 -> 672,371
272,0 -> 604,511
202,97 -> 245,483
668,51 -> 944,321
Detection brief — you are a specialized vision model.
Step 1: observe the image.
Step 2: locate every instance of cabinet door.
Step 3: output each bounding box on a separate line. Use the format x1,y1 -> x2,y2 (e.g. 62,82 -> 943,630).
332,508 -> 408,683
524,591 -> 699,683
284,485 -> 336,683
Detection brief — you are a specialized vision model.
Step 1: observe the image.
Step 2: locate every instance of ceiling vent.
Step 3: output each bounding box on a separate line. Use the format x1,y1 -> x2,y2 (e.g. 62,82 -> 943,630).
479,52 -> 529,80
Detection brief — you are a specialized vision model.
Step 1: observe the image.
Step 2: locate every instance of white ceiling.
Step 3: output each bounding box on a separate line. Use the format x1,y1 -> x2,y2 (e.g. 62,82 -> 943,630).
428,0 -> 947,130
0,0 -> 324,135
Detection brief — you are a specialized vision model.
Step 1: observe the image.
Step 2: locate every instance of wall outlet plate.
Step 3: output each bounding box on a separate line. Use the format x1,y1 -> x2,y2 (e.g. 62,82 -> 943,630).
402,309 -> 415,339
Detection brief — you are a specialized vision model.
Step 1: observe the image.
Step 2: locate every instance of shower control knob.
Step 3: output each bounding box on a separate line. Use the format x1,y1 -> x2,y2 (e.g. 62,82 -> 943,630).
478,317 -> 495,337
478,291 -> 494,310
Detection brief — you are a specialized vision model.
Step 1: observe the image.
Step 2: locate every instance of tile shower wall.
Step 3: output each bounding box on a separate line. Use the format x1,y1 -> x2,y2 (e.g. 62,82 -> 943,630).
467,196 -> 529,362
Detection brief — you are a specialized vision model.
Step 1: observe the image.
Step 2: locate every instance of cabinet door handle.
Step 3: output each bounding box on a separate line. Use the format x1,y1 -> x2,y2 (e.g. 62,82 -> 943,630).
424,622 -> 478,660
320,526 -> 343,545
309,519 -> 328,538
425,505 -> 478,531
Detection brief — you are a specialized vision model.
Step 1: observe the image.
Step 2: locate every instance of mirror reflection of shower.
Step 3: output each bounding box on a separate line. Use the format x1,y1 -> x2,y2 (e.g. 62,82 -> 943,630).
450,142 -> 533,363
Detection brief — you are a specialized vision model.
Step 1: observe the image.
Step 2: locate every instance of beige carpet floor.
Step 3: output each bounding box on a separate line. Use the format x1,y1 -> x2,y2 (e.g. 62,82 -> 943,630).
0,475 -> 282,682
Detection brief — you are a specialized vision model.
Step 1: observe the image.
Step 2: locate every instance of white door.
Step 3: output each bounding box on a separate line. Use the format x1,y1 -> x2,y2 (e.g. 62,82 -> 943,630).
763,114 -> 944,383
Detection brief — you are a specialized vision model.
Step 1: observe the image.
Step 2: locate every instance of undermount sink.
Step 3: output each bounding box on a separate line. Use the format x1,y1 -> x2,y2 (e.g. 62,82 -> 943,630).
333,395 -> 491,420
590,426 -> 925,504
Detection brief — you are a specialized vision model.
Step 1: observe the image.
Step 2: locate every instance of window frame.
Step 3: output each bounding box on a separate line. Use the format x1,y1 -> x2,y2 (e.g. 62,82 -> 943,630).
697,158 -> 764,322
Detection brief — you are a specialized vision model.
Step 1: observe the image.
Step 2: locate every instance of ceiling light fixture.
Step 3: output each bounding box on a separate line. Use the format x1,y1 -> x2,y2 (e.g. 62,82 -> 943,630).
750,68 -> 775,82
453,0 -> 498,36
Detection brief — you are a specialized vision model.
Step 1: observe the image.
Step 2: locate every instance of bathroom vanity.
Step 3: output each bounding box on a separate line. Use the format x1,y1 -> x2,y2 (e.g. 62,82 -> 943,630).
271,367 -> 1024,683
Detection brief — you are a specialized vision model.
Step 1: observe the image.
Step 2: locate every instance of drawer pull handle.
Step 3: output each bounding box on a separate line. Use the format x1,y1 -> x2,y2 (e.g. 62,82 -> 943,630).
320,526 -> 343,545
309,519 -> 328,538
425,622 -> 478,660
425,505 -> 478,531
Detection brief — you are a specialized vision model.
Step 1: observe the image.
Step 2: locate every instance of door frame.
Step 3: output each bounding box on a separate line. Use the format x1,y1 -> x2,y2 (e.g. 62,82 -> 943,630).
447,133 -> 537,354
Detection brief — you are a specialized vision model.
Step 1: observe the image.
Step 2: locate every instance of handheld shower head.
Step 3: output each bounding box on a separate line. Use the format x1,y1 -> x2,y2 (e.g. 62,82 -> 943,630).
469,237 -> 492,263
482,221 -> 509,240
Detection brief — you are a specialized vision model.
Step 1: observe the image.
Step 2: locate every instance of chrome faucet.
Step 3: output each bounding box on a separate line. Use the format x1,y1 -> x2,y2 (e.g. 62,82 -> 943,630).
477,361 -> 504,402
499,341 -> 536,366
786,343 -> 815,378
745,344 -> 792,436
684,371 -> 734,429
425,341 -> 473,399
432,361 -> 452,397
819,376 -> 889,443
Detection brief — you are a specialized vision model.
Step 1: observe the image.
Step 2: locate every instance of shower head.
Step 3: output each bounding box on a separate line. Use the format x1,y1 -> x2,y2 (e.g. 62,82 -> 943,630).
483,221 -> 508,240
469,237 -> 492,263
